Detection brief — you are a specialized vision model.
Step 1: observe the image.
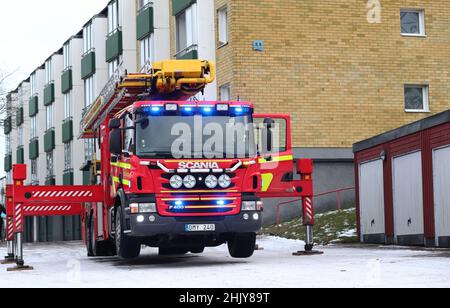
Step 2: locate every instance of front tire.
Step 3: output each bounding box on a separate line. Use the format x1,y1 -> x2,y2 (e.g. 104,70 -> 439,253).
228,233 -> 256,258
115,207 -> 141,259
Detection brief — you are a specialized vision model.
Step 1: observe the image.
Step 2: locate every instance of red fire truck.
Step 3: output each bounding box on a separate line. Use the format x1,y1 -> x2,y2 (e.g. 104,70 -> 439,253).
2,60 -> 315,270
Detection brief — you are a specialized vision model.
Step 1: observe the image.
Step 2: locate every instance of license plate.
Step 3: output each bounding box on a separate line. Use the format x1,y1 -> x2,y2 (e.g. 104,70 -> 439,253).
185,224 -> 216,232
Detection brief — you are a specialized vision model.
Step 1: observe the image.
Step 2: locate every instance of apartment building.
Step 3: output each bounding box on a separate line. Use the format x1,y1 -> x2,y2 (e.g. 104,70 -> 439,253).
3,0 -> 450,239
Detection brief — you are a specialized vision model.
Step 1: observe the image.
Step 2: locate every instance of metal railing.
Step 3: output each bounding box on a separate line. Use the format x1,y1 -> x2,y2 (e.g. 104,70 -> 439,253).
275,186 -> 356,225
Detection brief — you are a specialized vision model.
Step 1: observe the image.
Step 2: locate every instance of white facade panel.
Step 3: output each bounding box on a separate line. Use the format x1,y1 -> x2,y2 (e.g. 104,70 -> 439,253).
392,151 -> 424,238
433,145 -> 450,245
359,159 -> 385,238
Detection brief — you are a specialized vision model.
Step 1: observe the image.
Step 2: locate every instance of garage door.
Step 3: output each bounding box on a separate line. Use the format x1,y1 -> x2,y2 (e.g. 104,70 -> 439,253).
392,151 -> 424,245
433,146 -> 450,247
359,159 -> 385,243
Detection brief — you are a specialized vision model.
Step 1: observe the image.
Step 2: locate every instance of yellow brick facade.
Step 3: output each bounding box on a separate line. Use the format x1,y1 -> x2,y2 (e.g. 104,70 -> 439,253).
222,0 -> 450,148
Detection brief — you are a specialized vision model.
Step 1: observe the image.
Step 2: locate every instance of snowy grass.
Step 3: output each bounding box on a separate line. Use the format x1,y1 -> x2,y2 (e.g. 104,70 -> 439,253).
263,208 -> 358,245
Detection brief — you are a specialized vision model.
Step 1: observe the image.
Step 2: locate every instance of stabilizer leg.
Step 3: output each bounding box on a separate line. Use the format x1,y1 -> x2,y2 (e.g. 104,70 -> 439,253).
7,233 -> 33,271
1,241 -> 15,264
293,197 -> 323,256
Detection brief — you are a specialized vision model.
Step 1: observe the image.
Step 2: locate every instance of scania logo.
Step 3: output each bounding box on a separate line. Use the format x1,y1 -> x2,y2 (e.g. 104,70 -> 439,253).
178,162 -> 220,169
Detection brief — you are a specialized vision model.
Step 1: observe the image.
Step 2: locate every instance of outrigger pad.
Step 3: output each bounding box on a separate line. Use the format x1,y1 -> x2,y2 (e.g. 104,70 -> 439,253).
292,250 -> 324,256
7,265 -> 34,272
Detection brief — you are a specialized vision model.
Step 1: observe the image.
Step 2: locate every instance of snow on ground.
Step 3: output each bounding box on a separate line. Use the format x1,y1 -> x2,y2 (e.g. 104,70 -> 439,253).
0,236 -> 449,288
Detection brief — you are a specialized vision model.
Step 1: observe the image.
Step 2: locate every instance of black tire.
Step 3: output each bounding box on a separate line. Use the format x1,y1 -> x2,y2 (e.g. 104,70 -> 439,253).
159,247 -> 189,256
115,207 -> 141,259
190,247 -> 205,254
86,214 -> 94,257
228,233 -> 256,258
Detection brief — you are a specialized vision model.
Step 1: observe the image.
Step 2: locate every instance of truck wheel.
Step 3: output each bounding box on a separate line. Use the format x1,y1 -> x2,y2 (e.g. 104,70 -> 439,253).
89,215 -> 116,257
115,207 -> 141,259
159,247 -> 188,255
228,233 -> 256,258
86,215 -> 94,257
190,247 -> 205,254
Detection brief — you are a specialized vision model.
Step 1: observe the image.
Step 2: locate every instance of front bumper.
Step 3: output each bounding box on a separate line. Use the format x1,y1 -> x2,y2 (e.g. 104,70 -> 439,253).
127,212 -> 262,237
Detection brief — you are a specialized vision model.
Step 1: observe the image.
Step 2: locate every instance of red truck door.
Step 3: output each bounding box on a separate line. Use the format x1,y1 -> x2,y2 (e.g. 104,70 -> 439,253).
254,114 -> 312,198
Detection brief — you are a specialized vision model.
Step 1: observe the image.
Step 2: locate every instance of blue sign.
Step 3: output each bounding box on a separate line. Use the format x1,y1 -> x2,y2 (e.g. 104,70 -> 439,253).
253,40 -> 264,52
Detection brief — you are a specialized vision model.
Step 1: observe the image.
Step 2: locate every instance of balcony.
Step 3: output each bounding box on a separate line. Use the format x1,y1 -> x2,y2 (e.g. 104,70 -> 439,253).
61,68 -> 73,94
16,107 -> 24,126
29,96 -> 38,117
63,170 -> 74,185
137,3 -> 154,40
44,129 -> 55,153
4,154 -> 12,172
172,0 -> 196,16
106,29 -> 123,62
45,177 -> 56,186
44,83 -> 55,106
62,118 -> 73,143
29,138 -> 39,160
3,116 -> 11,135
175,45 -> 198,60
16,146 -> 24,164
81,50 -> 96,80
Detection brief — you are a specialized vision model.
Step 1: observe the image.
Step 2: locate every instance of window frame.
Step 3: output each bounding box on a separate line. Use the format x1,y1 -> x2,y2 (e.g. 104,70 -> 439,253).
175,3 -> 198,55
219,84 -> 231,101
400,9 -> 426,37
404,84 -> 430,113
108,0 -> 120,35
139,34 -> 154,69
217,6 -> 229,47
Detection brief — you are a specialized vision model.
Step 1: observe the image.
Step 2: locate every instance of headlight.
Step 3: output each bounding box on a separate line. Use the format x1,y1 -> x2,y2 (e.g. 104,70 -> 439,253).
205,175 -> 218,189
170,175 -> 183,189
129,203 -> 157,213
218,174 -> 231,188
139,203 -> 157,213
183,175 -> 196,189
242,201 -> 256,211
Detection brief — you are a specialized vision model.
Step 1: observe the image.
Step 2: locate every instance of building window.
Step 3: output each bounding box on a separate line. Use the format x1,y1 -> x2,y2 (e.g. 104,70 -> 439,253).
401,9 -> 425,36
18,126 -> 23,147
63,42 -> 71,69
108,0 -> 120,34
219,84 -> 231,101
218,6 -> 228,47
404,85 -> 429,112
30,73 -> 36,95
46,152 -> 54,180
84,139 -> 95,162
140,34 -> 154,69
83,22 -> 94,53
46,104 -> 54,130
108,58 -> 120,77
84,76 -> 95,107
64,142 -> 73,171
64,92 -> 72,119
31,116 -> 38,139
176,3 -> 197,54
5,135 -> 11,154
31,159 -> 38,185
45,58 -> 53,84
138,0 -> 151,10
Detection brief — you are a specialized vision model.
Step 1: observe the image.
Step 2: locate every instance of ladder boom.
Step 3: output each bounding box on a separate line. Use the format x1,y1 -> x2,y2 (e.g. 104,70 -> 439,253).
80,60 -> 215,138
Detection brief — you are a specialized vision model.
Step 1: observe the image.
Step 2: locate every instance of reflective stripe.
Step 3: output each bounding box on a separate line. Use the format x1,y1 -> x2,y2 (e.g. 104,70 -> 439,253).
110,162 -> 132,170
161,190 -> 238,194
259,155 -> 293,164
112,176 -> 131,187
261,173 -> 274,192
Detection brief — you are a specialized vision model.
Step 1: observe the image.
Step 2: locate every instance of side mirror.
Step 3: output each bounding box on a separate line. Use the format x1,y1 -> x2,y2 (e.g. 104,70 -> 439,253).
262,118 -> 275,153
109,118 -> 121,130
109,128 -> 122,155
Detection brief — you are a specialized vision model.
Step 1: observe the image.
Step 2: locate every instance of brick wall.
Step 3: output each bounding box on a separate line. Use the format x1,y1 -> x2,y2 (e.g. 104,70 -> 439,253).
226,0 -> 450,148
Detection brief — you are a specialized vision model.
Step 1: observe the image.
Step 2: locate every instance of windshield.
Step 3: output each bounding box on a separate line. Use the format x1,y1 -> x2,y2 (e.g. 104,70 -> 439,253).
135,114 -> 257,159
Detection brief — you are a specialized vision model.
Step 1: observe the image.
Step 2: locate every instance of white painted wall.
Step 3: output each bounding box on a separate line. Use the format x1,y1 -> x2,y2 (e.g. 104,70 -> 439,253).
195,0 -> 217,101
70,37 -> 85,185
120,0 -> 137,72
51,53 -> 64,186
154,0 -> 171,61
